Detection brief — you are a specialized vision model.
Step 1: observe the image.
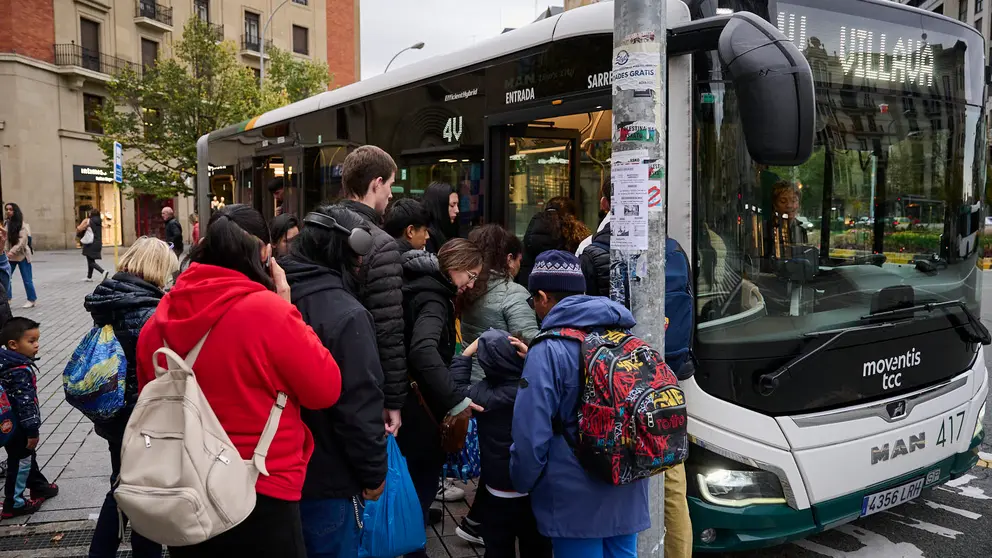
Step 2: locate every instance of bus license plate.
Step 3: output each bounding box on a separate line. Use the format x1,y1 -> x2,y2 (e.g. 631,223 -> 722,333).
861,478 -> 925,517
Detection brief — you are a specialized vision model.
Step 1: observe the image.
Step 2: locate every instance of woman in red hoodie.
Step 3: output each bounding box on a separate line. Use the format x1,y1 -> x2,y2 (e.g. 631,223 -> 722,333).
135,204 -> 342,557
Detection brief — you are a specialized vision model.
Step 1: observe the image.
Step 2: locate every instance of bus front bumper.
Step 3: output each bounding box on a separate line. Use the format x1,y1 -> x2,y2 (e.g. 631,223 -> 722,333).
690,434 -> 984,553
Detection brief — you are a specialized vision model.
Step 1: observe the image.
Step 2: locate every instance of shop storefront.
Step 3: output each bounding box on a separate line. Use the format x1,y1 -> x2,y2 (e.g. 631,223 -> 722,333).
72,165 -> 122,246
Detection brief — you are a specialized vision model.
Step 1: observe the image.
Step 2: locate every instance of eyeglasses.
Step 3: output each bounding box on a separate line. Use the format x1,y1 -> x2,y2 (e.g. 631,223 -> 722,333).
467,270 -> 479,282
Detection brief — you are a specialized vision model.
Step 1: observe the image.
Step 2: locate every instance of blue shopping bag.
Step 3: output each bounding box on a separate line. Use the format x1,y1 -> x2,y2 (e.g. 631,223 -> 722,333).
62,325 -> 127,423
359,435 -> 426,558
443,417 -> 481,482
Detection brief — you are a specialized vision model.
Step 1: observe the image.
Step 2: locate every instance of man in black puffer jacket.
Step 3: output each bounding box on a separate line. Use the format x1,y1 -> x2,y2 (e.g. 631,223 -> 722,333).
337,145 -> 407,435
578,179 -> 613,300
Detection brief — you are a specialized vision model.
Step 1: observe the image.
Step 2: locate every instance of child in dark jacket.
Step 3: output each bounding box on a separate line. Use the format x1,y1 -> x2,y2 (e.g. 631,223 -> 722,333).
451,328 -> 552,558
0,317 -> 57,518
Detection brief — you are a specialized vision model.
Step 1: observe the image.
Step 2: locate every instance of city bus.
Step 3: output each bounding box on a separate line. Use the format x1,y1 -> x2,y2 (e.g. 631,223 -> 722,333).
196,0 -> 989,551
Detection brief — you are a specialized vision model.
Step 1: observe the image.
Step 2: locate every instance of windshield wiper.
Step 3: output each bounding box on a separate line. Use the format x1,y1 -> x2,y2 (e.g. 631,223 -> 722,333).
758,321 -> 899,396
860,300 -> 991,345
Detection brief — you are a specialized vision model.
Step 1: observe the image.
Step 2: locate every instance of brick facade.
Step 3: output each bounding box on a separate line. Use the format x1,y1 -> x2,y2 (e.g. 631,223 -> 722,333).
0,0 -> 55,63
327,0 -> 360,87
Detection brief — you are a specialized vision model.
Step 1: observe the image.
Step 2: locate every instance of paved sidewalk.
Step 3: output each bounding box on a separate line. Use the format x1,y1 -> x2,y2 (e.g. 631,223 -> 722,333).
0,250 -> 483,557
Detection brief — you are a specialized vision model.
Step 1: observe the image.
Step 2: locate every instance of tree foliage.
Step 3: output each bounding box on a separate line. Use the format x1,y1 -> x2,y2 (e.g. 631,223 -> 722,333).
99,19 -> 329,199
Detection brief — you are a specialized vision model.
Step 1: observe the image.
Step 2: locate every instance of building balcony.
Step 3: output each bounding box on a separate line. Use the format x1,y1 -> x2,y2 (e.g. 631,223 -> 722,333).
134,0 -> 173,32
207,22 -> 225,42
54,44 -> 140,88
241,35 -> 272,58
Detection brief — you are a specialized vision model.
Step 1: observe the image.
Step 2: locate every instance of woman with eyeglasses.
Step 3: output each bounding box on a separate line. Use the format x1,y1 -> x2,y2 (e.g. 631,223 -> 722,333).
398,238 -> 484,557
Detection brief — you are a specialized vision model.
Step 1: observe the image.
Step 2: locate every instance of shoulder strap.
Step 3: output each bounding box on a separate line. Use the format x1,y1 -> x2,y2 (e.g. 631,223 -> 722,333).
532,327 -> 587,346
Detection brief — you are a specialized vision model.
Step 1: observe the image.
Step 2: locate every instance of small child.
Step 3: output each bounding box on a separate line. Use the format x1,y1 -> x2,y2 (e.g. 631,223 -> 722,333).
451,328 -> 552,558
0,317 -> 57,518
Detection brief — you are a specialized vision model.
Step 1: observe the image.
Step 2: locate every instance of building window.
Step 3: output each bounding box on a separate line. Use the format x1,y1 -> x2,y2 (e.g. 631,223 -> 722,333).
244,11 -> 260,48
80,18 -> 101,72
141,38 -> 158,72
977,18 -> 984,32
83,94 -> 104,134
195,0 -> 209,22
251,67 -> 260,81
960,0 -> 969,21
292,25 -> 309,55
292,0 -> 308,4
978,0 -> 984,14
142,107 -> 162,141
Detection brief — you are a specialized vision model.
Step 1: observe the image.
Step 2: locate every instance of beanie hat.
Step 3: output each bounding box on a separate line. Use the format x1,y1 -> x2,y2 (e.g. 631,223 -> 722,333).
528,250 -> 586,294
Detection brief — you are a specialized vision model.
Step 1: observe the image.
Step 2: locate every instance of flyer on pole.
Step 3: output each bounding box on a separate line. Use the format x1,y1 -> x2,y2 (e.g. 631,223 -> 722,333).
611,161 -> 649,250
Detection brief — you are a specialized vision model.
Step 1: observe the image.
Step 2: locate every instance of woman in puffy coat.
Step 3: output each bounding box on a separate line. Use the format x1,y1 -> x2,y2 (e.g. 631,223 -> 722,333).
517,197 -> 589,288
398,238 -> 484,558
84,236 -> 178,558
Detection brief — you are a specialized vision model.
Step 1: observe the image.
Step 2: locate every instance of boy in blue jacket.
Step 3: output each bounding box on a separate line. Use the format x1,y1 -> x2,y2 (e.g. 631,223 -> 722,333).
510,251 -> 650,558
0,317 -> 57,518
452,328 -> 552,558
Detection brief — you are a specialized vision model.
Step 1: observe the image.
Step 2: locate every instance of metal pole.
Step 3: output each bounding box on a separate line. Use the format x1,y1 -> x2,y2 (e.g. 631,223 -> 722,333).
612,0 -> 666,555
259,0 -> 291,88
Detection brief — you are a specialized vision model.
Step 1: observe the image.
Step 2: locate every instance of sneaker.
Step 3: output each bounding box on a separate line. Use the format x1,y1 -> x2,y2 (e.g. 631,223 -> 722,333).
435,478 -> 465,502
20,301 -> 35,309
428,504 -> 443,525
1,498 -> 43,518
31,483 -> 58,501
81,277 -> 94,282
456,517 -> 485,546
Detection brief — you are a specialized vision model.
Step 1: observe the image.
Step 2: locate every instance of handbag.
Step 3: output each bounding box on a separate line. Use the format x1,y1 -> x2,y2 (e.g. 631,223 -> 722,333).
410,380 -> 469,454
80,227 -> 94,245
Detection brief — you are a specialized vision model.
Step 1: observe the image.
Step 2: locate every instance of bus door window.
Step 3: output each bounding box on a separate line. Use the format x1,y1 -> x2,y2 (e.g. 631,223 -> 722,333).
507,136 -> 573,239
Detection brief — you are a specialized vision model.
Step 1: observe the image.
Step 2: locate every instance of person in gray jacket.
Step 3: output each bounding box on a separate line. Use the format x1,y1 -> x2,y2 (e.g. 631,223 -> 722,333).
455,223 -> 539,546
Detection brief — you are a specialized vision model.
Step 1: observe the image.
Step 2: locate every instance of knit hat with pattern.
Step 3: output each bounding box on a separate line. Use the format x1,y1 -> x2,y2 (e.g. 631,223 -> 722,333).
528,250 -> 586,294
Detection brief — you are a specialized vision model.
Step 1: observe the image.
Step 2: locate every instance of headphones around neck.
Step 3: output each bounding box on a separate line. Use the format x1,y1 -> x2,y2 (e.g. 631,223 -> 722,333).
303,212 -> 374,256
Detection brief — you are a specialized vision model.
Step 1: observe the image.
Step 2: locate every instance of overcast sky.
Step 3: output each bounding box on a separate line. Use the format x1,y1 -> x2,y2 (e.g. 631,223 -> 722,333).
359,0 -> 565,78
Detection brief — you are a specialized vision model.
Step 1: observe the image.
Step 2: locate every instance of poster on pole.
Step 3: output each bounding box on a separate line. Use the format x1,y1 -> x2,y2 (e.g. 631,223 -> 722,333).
611,162 -> 649,250
113,142 -> 123,184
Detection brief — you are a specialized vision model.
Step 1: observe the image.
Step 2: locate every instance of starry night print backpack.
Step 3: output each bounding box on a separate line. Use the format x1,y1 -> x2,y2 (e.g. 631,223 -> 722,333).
533,327 -> 689,485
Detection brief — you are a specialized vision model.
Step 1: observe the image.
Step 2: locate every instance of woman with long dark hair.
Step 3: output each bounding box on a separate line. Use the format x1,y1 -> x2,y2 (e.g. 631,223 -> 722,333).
269,213 -> 300,258
135,204 -> 343,557
280,205 -> 388,556
76,207 -> 106,282
85,237 -> 178,558
4,203 -> 37,308
399,238 -> 484,558
517,197 -> 590,288
454,224 -> 539,545
422,182 -> 460,254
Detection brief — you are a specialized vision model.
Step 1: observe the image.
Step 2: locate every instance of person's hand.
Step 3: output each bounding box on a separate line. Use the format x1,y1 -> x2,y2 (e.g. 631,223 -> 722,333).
383,408 -> 402,436
462,338 -> 480,357
269,258 -> 291,303
363,480 -> 386,501
26,437 -> 38,450
508,336 -> 528,358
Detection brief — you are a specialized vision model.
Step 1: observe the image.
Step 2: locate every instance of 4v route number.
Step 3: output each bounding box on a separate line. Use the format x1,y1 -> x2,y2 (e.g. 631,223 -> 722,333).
936,410 -> 966,448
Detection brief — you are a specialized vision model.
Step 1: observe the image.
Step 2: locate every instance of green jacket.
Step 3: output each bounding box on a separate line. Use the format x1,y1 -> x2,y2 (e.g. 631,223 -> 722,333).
460,275 -> 540,383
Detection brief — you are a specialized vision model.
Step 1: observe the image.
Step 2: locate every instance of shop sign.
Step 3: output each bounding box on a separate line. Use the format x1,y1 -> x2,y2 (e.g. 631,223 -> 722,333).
73,165 -> 114,183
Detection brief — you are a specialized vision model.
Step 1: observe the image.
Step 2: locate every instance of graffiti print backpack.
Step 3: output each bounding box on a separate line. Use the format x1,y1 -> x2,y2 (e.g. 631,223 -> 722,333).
533,327 -> 689,485
0,383 -> 16,447
62,324 -> 127,423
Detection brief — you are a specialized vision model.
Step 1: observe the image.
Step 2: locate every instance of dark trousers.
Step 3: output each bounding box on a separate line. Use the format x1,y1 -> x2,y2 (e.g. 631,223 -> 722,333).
3,429 -> 49,509
89,427 -> 162,558
86,256 -> 105,279
481,494 -> 551,558
167,494 -> 306,558
402,454 -> 443,558
465,474 -> 490,523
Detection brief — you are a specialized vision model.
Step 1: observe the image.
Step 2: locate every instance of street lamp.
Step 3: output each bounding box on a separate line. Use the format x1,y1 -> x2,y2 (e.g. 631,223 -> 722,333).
259,0 -> 292,88
384,42 -> 425,72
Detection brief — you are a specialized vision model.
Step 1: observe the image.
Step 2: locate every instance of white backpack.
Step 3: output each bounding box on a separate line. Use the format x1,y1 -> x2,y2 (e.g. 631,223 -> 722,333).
114,331 -> 288,547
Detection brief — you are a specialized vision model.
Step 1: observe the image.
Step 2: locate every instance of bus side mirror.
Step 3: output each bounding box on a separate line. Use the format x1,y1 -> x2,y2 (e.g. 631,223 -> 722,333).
718,11 -> 815,166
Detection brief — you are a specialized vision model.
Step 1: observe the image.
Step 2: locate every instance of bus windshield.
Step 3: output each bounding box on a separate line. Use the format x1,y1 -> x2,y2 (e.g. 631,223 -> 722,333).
693,1 -> 985,352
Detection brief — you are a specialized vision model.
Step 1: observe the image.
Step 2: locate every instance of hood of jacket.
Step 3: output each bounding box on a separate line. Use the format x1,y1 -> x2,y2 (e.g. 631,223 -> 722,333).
84,272 -> 164,326
541,294 -> 635,331
154,262 -> 269,355
401,249 -> 455,298
279,256 -> 353,302
477,328 -> 524,382
0,348 -> 33,369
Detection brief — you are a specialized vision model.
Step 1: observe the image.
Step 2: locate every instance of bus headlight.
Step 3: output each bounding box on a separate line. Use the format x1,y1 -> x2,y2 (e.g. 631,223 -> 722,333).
696,469 -> 787,507
975,402 -> 987,439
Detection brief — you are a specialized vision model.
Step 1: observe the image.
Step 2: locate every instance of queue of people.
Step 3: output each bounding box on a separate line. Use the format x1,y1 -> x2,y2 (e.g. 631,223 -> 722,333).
19,145 -> 696,558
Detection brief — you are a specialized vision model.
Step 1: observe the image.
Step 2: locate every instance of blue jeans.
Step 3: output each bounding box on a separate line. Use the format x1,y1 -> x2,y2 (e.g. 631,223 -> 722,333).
8,260 -> 36,302
300,498 -> 362,558
551,534 -> 638,558
0,253 -> 11,298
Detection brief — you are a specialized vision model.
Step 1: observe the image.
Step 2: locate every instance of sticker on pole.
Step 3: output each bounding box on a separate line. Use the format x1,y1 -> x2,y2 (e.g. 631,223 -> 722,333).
113,142 -> 123,184
612,43 -> 662,93
611,162 -> 649,250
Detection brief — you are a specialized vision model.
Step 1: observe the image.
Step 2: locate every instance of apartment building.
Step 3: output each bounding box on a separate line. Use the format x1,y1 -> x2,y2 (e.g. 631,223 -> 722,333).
0,0 -> 359,250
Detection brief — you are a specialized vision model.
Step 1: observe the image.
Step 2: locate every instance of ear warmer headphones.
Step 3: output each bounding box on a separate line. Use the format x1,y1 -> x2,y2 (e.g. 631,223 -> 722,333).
303,212 -> 374,256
